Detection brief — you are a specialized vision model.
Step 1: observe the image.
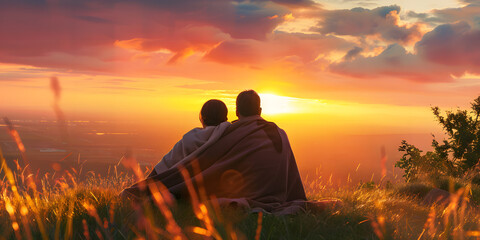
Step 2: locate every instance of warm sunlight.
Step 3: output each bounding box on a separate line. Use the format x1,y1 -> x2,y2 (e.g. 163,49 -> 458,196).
258,93 -> 329,116
259,93 -> 296,115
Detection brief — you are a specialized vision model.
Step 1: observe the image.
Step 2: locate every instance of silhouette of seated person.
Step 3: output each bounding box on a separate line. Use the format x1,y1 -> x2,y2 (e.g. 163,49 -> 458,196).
149,99 -> 230,177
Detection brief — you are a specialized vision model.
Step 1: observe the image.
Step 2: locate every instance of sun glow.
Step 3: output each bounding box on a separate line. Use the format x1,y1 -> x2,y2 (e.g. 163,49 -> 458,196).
259,93 -> 307,115
258,93 -> 328,115
259,93 -> 295,115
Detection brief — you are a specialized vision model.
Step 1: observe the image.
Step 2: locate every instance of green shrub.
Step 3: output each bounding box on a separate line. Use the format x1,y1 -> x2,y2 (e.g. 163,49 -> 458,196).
396,96 -> 480,182
429,175 -> 465,192
395,183 -> 433,199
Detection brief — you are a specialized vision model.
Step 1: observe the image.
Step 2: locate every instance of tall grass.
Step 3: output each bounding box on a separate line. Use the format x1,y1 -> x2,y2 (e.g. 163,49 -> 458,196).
3,152 -> 480,239
2,124 -> 480,239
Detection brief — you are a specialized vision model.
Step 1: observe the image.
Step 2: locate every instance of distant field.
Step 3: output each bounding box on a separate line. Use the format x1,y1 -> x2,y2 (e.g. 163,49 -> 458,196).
0,119 -> 437,185
0,119 -> 161,178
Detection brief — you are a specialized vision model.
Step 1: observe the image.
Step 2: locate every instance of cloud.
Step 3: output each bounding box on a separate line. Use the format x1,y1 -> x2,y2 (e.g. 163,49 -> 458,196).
267,0 -> 317,7
0,0 -> 293,67
330,44 -> 463,82
406,11 -> 444,25
432,3 -> 480,28
408,2 -> 480,28
416,21 -> 480,73
313,5 -> 423,44
330,20 -> 480,82
460,0 -> 480,3
338,0 -> 379,7
2,0 -> 478,88
343,47 -> 363,61
0,73 -> 33,82
204,31 -> 351,66
96,86 -> 156,92
114,26 -> 229,64
204,40 -> 263,65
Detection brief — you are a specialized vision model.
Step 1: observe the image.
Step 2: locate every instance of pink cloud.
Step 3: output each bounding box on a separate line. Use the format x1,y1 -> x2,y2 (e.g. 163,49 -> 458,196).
330,21 -> 480,82
114,26 -> 229,64
314,5 -> 423,44
205,32 -> 351,66
416,21 -> 480,73
330,44 -> 464,82
1,0 -> 478,88
432,3 -> 480,27
0,0 -> 292,67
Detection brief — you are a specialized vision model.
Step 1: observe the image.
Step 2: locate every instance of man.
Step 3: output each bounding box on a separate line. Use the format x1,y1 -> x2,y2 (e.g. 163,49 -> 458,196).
122,90 -> 309,214
218,90 -> 308,213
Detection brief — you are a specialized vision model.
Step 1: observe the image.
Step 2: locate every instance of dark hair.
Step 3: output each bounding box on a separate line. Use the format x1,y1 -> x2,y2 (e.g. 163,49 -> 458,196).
201,99 -> 228,126
236,90 -> 261,117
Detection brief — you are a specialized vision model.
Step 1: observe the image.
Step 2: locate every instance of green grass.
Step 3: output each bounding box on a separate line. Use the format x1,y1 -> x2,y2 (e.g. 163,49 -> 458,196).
2,140 -> 480,240
2,168 -> 480,240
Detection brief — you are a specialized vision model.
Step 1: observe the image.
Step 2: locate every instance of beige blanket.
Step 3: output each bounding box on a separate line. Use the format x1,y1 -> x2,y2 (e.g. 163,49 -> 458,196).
122,116 -> 311,214
154,121 -> 230,174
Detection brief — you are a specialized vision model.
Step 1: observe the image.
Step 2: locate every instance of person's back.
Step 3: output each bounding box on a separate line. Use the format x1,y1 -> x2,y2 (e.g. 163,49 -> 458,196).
152,99 -> 230,175
213,90 -> 306,209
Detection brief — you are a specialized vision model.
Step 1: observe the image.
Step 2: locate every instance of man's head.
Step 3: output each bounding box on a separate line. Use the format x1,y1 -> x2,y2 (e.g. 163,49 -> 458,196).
236,90 -> 261,118
200,99 -> 228,127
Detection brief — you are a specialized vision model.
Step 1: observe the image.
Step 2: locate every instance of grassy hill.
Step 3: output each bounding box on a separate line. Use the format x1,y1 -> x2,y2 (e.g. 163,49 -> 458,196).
2,154 -> 480,240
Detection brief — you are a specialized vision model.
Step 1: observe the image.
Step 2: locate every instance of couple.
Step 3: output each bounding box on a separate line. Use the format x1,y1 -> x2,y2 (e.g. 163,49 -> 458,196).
122,90 -> 314,214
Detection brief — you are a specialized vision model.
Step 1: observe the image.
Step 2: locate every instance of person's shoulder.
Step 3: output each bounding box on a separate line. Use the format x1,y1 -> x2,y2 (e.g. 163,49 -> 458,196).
277,126 -> 287,135
260,117 -> 282,130
269,123 -> 288,139
218,121 -> 231,127
183,123 -> 229,138
182,127 -> 205,138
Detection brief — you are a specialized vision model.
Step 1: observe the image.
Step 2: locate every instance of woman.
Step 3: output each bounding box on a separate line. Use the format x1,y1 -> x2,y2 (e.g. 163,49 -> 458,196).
149,99 -> 230,176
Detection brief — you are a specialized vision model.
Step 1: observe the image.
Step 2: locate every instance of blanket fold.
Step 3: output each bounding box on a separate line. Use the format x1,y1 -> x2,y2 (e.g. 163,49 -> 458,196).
122,116 -> 308,214
154,121 -> 231,174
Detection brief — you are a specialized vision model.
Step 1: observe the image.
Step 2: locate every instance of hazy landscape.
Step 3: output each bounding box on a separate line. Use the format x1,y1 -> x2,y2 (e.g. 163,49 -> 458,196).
0,117 -> 439,184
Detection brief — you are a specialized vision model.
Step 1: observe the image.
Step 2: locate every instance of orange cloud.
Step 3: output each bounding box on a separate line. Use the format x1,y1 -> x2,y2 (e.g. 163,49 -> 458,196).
331,44 -> 463,82
313,5 -> 424,44
416,21 -> 480,74
205,32 -> 352,67
114,26 -> 229,63
0,0 -> 291,66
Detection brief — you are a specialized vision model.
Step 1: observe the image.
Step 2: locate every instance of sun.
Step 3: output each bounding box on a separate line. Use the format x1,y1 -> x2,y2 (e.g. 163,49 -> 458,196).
258,93 -> 296,115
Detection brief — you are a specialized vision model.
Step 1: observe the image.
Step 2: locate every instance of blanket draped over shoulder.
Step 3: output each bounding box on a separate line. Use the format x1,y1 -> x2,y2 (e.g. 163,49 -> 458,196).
122,116 -> 309,214
154,121 -> 231,174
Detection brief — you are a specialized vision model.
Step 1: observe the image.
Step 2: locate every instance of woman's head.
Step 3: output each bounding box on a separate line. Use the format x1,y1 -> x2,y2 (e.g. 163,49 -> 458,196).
200,99 -> 228,127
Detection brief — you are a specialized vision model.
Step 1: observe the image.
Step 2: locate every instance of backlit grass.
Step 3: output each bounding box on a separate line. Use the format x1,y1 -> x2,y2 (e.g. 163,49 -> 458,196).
2,150 -> 480,240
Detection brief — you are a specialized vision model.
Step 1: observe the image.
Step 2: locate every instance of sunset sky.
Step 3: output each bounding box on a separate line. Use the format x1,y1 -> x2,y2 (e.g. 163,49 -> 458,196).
1,0 -> 480,180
